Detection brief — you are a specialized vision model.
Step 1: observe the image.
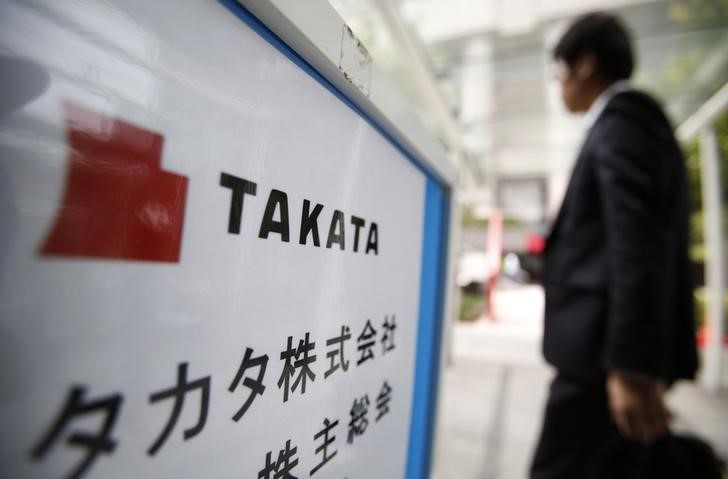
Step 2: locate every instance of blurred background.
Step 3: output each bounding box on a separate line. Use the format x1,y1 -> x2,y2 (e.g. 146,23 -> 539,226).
329,0 -> 728,477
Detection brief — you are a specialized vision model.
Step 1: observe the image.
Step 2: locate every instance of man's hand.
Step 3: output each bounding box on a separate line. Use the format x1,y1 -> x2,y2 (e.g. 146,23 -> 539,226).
606,371 -> 670,444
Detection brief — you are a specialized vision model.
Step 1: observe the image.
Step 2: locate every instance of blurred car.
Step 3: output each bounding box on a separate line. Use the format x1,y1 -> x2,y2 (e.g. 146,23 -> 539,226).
502,252 -> 529,284
520,222 -> 548,283
456,245 -> 489,292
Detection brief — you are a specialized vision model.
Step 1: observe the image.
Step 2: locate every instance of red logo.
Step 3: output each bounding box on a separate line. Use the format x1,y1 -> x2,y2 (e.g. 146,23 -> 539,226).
40,103 -> 188,262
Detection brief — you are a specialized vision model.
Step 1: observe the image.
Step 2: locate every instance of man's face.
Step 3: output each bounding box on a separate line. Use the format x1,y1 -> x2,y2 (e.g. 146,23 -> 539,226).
554,56 -> 595,113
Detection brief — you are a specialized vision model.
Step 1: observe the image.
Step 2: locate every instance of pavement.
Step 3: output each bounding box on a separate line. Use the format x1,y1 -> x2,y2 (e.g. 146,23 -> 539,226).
431,283 -> 728,479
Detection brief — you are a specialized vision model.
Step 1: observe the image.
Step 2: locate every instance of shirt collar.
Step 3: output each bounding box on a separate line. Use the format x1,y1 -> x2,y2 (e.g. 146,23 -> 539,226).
582,79 -> 631,130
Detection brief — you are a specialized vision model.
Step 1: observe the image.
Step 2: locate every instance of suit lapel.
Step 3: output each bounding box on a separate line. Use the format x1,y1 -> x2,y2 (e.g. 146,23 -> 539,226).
546,138 -> 592,245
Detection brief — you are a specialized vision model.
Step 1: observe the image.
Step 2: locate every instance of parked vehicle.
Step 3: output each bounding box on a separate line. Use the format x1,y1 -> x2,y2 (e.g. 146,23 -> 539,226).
520,222 -> 548,283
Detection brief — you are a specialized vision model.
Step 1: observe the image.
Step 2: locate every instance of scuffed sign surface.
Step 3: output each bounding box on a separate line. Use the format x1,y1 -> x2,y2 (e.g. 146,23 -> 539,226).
339,25 -> 372,97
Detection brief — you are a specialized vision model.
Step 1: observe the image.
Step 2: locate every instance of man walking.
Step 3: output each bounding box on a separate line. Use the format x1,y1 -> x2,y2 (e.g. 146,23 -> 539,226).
530,12 -> 699,478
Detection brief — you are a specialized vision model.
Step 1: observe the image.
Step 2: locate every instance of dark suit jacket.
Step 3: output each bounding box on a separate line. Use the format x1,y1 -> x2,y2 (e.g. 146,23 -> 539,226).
543,89 -> 699,384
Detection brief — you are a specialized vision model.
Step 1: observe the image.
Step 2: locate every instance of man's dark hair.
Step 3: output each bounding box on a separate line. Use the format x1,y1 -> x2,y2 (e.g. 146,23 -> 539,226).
553,12 -> 634,81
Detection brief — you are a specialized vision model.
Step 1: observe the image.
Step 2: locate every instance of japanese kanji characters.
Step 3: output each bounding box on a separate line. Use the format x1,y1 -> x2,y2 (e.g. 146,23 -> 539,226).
348,395 -> 371,444
376,381 -> 393,421
382,315 -> 397,354
324,325 -> 351,378
356,320 -> 377,366
30,316 -> 399,477
278,333 -> 317,402
258,439 -> 299,479
310,418 -> 339,476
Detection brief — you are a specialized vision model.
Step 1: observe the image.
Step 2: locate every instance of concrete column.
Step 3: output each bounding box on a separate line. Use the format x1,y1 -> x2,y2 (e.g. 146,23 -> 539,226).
700,126 -> 726,393
459,38 -> 495,206
459,38 -> 492,125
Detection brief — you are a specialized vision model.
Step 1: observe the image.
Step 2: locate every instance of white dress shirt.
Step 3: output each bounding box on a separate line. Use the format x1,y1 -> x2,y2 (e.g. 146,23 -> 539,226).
582,79 -> 632,130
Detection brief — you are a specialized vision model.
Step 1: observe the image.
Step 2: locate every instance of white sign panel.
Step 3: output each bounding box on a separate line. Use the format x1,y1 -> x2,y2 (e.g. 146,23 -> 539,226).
0,1 -> 430,478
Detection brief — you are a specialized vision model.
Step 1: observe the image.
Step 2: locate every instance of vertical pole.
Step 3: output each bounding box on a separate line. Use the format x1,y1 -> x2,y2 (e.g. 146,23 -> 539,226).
484,209 -> 503,321
700,126 -> 725,393
441,193 -> 462,366
372,0 -> 462,154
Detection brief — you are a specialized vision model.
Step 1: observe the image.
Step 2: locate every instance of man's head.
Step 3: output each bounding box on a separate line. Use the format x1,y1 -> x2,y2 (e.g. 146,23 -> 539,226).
553,12 -> 634,112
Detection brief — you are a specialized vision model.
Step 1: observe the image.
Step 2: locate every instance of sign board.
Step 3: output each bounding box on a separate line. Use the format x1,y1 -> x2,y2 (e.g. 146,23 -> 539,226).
0,1 -> 452,478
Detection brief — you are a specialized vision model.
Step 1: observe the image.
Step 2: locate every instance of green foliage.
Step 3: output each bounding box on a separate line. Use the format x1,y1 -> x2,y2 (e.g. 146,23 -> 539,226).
459,291 -> 485,321
694,287 -> 728,329
461,206 -> 489,228
669,0 -> 728,26
683,112 -> 728,262
661,51 -> 707,95
460,206 -> 528,228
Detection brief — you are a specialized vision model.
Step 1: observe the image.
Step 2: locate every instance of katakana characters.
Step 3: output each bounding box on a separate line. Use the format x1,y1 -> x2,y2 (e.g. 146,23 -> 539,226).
30,385 -> 123,479
278,333 -> 316,402
228,347 -> 268,421
29,321 -> 400,477
147,362 -> 210,455
324,325 -> 351,378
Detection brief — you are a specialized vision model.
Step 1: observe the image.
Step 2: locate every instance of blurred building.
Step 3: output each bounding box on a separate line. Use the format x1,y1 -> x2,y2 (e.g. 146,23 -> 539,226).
330,0 -> 728,223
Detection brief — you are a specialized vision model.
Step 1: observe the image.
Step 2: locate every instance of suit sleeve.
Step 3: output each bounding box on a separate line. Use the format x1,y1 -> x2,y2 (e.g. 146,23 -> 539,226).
593,113 -> 667,378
